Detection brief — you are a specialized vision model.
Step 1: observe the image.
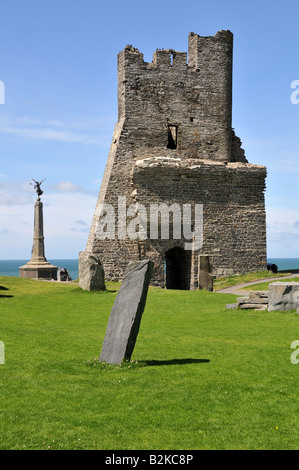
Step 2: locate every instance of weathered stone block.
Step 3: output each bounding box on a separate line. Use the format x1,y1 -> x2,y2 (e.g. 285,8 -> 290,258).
238,297 -> 267,305
237,297 -> 250,304
254,305 -> 267,311
239,303 -> 265,309
250,291 -> 268,299
79,251 -> 105,291
226,303 -> 238,309
198,255 -> 213,291
99,260 -> 154,364
268,282 -> 299,311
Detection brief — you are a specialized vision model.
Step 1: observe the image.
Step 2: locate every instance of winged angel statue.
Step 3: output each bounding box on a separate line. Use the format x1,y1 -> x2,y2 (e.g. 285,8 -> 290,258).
30,178 -> 46,199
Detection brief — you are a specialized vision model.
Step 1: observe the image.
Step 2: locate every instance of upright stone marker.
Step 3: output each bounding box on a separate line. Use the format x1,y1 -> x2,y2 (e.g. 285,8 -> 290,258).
99,260 -> 154,364
198,255 -> 213,291
79,251 -> 105,291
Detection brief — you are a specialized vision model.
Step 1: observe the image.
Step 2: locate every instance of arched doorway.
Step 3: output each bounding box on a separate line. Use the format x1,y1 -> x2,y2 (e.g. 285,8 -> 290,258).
165,247 -> 191,290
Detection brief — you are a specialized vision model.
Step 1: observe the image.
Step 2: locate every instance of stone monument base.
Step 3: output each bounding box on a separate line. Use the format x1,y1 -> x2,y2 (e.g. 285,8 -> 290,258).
19,261 -> 57,280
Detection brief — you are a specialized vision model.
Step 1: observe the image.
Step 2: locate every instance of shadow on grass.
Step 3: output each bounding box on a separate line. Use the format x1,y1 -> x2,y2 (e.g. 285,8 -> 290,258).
74,287 -> 117,295
144,358 -> 210,367
0,286 -> 13,298
87,357 -> 210,370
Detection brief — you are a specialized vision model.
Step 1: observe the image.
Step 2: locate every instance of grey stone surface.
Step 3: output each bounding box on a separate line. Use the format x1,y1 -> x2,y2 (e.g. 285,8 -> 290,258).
226,303 -> 238,309
268,282 -> 299,311
198,255 -> 213,291
239,303 -> 265,309
238,297 -> 267,305
99,259 -> 154,364
234,291 -> 268,310
79,251 -> 105,291
254,305 -> 267,311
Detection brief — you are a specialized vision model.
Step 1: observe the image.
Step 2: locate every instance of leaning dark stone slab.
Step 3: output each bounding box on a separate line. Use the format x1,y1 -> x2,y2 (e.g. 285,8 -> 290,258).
99,259 -> 154,364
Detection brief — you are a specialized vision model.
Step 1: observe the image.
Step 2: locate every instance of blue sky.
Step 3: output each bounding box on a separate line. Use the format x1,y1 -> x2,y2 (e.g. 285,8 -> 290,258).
0,0 -> 299,259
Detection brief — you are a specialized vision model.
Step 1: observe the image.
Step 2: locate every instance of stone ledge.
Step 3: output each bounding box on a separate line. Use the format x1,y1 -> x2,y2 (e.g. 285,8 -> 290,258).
134,157 -> 266,174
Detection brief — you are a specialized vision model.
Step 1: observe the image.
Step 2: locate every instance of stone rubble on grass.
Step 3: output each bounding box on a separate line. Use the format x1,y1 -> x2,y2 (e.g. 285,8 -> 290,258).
226,282 -> 299,312
226,291 -> 268,311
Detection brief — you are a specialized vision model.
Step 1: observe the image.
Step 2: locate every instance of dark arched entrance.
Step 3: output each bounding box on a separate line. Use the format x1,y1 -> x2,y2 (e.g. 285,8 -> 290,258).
165,247 -> 191,290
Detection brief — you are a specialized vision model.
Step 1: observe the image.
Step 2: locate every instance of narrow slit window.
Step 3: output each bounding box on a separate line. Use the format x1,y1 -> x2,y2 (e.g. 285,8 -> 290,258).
167,125 -> 178,149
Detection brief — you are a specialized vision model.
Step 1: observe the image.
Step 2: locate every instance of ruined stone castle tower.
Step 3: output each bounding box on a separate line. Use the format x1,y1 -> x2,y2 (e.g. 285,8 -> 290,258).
80,31 -> 267,289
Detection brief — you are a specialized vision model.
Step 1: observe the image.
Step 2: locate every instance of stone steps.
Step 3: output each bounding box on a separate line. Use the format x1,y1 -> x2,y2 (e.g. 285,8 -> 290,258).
227,291 -> 268,311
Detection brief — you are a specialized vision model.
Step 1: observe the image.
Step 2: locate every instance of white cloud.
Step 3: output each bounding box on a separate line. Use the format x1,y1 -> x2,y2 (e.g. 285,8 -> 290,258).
0,181 -> 35,206
70,227 -> 89,233
0,114 -> 113,147
0,180 -> 97,208
50,181 -> 97,195
0,193 -> 32,205
266,206 -> 299,257
0,191 -> 96,259
74,219 -> 87,226
0,124 -> 99,145
51,181 -> 87,193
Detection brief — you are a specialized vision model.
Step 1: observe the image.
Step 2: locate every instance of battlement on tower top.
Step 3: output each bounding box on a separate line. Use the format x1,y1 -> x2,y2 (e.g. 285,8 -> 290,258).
120,30 -> 233,71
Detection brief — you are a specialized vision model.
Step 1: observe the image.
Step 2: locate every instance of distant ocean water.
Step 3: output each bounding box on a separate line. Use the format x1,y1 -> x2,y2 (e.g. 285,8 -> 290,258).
267,258 -> 299,271
0,258 -> 299,279
0,259 -> 79,280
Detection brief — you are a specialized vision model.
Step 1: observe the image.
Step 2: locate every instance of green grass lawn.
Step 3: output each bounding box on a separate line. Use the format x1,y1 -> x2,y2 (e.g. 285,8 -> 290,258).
214,270 -> 291,290
243,278 -> 299,291
1,276 -> 299,450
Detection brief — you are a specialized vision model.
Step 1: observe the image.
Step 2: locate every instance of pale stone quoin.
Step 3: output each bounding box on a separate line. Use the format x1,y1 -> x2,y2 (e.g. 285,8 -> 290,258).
80,31 -> 267,290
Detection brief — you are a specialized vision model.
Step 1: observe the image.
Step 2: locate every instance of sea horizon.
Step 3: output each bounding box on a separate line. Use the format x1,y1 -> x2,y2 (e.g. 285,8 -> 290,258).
1,257 -> 299,280
0,259 -> 79,280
